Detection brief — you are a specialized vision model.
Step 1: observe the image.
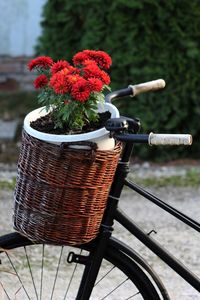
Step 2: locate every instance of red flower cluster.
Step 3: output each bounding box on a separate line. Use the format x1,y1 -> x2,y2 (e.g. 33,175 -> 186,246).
73,50 -> 112,69
28,56 -> 53,71
71,78 -> 91,102
49,72 -> 70,94
34,74 -> 48,89
28,50 -> 111,103
88,78 -> 103,92
28,50 -> 113,130
51,60 -> 70,75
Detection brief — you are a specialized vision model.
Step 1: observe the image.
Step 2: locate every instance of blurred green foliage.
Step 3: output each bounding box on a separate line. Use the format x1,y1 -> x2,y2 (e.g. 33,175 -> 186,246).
36,0 -> 200,161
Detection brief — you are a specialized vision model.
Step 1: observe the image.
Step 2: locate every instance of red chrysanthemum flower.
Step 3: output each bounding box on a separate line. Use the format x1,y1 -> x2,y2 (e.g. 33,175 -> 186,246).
28,56 -> 53,71
83,63 -> 102,79
91,51 -> 112,69
73,50 -> 112,70
49,72 -> 69,94
86,50 -> 112,69
34,74 -> 48,89
71,78 -> 91,102
73,52 -> 90,66
83,63 -> 110,85
51,60 -> 70,74
99,70 -> 111,85
82,59 -> 98,67
60,66 -> 80,76
87,78 -> 103,92
66,74 -> 83,90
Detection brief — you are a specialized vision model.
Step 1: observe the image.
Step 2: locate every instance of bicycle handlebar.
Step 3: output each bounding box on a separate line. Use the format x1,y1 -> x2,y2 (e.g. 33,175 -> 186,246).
129,79 -> 166,97
115,133 -> 192,146
105,79 -> 166,102
106,80 -> 192,147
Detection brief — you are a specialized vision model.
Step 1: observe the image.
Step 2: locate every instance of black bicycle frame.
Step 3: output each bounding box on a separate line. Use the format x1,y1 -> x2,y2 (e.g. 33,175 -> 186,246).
112,137 -> 200,293
77,137 -> 200,299
105,87 -> 200,292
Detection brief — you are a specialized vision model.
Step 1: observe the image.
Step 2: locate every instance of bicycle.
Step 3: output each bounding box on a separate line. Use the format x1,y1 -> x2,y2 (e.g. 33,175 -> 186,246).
0,79 -> 199,299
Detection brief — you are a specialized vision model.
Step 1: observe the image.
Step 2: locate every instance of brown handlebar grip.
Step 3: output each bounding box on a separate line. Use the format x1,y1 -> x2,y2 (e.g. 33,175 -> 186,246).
129,79 -> 166,96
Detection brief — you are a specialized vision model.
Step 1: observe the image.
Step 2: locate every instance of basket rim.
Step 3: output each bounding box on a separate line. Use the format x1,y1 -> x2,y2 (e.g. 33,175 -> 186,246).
24,103 -> 120,143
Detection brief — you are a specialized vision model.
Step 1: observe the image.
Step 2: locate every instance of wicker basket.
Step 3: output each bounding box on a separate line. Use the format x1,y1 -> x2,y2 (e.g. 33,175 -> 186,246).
13,130 -> 122,245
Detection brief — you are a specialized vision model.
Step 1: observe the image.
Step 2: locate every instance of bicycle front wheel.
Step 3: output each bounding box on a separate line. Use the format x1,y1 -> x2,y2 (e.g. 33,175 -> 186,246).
0,232 -> 162,300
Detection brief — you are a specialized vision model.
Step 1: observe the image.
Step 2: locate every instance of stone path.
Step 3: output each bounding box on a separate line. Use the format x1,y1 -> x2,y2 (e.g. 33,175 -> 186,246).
116,186 -> 200,299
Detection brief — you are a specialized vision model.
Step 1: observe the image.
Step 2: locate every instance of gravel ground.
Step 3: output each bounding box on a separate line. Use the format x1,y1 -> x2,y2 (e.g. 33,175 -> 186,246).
0,164 -> 200,299
116,186 -> 200,299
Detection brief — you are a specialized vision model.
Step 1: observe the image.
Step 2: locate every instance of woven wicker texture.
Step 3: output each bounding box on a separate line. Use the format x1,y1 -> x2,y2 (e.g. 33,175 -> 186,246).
13,130 -> 122,245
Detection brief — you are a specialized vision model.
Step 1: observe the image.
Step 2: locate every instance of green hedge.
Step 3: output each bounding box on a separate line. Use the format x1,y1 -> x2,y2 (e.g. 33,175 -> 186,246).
36,0 -> 200,161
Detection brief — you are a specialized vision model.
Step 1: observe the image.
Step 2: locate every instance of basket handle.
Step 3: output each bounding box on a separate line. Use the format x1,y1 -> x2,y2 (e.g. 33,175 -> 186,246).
59,141 -> 98,161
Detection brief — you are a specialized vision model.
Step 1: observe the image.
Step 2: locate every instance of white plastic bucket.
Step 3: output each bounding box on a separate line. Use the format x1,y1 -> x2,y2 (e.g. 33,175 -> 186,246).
24,102 -> 119,150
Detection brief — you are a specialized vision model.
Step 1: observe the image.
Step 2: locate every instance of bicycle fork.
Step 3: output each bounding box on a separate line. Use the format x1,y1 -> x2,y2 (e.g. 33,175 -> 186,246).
74,224 -> 113,299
